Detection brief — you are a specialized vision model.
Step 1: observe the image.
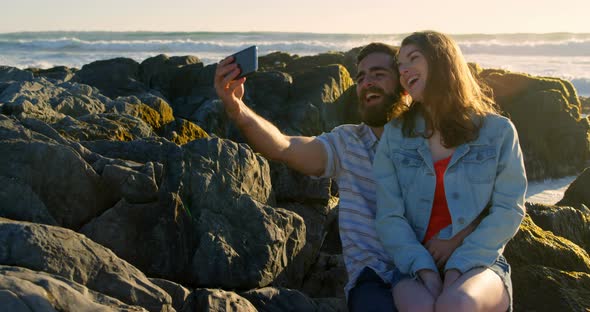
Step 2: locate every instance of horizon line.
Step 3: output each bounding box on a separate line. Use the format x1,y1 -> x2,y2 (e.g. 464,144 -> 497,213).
1,30 -> 589,36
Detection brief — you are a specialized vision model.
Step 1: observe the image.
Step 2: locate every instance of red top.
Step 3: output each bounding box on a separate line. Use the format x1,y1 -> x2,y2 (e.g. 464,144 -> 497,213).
423,155 -> 453,243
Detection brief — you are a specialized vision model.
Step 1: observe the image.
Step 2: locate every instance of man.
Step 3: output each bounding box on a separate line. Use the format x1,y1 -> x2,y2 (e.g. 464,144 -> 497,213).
214,43 -> 467,311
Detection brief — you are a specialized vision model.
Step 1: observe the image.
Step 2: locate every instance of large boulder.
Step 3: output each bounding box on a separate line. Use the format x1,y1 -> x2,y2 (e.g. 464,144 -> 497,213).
181,138 -> 306,289
159,117 -> 209,145
273,199 -> 338,290
28,66 -> 77,82
107,94 -> 175,132
73,57 -> 150,98
0,175 -> 57,226
290,64 -> 355,134
0,265 -> 148,312
53,113 -> 155,142
513,265 -> 590,311
480,70 -> 590,179
557,167 -> 590,209
505,215 -> 590,273
0,79 -> 109,123
0,66 -> 34,82
526,202 -> 590,253
258,51 -> 297,72
580,96 -> 590,114
0,219 -> 173,312
0,116 -> 110,229
139,54 -> 202,99
80,194 -> 193,283
180,289 -> 257,312
269,161 -> 334,205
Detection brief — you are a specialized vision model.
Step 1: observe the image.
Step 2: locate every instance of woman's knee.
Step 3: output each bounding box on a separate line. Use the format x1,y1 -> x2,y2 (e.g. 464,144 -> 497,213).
435,289 -> 477,312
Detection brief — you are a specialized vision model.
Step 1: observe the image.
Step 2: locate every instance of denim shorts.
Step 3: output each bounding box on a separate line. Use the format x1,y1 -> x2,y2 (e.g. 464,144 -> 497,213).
391,255 -> 513,311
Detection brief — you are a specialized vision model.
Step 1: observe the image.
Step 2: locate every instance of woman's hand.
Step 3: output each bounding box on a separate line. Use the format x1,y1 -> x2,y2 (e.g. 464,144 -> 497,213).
424,236 -> 462,269
214,56 -> 247,120
418,269 -> 442,297
425,219 -> 481,269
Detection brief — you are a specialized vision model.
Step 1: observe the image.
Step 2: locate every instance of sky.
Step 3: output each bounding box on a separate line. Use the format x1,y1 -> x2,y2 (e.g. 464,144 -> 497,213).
1,0 -> 589,34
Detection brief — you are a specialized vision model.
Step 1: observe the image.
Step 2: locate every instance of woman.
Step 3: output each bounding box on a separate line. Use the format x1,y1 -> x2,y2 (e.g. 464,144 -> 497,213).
373,31 -> 526,312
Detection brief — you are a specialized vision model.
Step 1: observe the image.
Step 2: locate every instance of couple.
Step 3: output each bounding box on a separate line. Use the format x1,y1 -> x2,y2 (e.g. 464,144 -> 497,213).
214,31 -> 526,312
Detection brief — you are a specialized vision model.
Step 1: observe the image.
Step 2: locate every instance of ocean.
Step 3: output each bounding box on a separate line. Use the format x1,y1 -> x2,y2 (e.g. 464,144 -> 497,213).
1,31 -> 589,96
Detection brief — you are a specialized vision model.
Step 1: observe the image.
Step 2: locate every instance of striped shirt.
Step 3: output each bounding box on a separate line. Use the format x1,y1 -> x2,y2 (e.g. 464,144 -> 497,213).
316,123 -> 395,295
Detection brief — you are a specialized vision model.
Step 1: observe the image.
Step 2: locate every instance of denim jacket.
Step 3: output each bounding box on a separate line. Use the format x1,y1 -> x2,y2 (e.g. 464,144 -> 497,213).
374,113 -> 527,275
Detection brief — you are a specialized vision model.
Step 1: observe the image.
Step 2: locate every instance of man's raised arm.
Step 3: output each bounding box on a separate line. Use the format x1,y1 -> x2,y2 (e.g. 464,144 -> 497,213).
214,56 -> 328,177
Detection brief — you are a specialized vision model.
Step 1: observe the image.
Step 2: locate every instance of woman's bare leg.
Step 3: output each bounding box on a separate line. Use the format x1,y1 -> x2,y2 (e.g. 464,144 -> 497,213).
435,267 -> 509,312
393,278 -> 435,312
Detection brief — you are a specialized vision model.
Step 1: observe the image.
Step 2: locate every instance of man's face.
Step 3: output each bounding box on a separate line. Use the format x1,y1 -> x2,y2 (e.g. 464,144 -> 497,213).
355,52 -> 401,127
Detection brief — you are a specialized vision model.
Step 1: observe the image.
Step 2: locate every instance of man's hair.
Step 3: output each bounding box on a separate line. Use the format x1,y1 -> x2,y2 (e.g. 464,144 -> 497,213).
356,43 -> 399,68
398,31 -> 498,147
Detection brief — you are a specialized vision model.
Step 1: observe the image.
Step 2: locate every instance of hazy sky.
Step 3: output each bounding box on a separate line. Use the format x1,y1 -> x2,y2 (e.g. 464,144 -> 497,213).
1,0 -> 588,34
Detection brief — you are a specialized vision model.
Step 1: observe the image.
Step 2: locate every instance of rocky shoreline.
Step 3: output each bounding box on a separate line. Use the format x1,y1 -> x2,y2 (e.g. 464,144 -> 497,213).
1,47 -> 590,311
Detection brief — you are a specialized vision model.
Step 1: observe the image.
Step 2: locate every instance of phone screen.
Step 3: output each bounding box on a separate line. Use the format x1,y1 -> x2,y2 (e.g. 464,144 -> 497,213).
231,45 -> 258,78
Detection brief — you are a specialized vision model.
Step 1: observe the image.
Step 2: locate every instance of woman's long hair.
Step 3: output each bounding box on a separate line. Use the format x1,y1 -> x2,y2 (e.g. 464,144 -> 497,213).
398,31 -> 499,147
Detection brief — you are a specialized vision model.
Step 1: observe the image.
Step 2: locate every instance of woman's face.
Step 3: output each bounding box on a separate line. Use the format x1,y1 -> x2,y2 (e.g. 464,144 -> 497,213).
398,44 -> 428,102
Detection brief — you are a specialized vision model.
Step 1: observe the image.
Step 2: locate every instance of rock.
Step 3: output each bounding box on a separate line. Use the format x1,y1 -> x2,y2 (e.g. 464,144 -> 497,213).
182,138 -> 306,289
187,98 -> 233,139
0,78 -> 109,123
139,54 -> 202,99
73,57 -> 150,98
100,162 -> 159,204
149,278 -> 191,312
512,265 -> 590,311
526,202 -> 590,253
52,82 -> 108,117
0,175 -> 57,226
53,113 -> 155,142
0,66 -> 34,82
80,194 -> 193,283
182,137 -> 275,209
81,137 -> 180,165
244,71 -> 292,120
300,253 -> 347,299
557,167 -> 590,209
480,69 -> 590,179
285,52 -> 355,78
0,219 -> 173,312
29,66 -> 78,82
321,86 -> 361,133
481,69 -> 580,108
189,191 -> 306,289
160,118 -> 209,145
0,265 -> 148,312
290,64 -> 355,133
0,79 -> 67,122
181,289 -> 257,312
259,51 -> 297,71
269,161 -> 334,205
240,287 -> 319,312
169,63 -> 216,101
0,118 -> 110,229
107,94 -> 175,132
504,215 -> 590,273
580,96 -> 590,114
273,199 -> 338,289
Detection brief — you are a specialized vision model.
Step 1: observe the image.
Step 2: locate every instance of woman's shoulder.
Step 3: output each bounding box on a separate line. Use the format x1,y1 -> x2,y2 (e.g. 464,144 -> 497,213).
481,113 -> 515,132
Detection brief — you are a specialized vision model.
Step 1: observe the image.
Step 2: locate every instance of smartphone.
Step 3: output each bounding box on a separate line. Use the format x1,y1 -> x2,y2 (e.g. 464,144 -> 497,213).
230,45 -> 258,78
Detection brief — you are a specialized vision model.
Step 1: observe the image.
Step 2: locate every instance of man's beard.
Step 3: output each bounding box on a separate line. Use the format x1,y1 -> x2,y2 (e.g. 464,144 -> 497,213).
358,87 -> 400,127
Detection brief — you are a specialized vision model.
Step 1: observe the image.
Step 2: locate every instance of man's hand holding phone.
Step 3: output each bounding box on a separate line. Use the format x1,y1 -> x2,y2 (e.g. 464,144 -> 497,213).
214,46 -> 258,120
